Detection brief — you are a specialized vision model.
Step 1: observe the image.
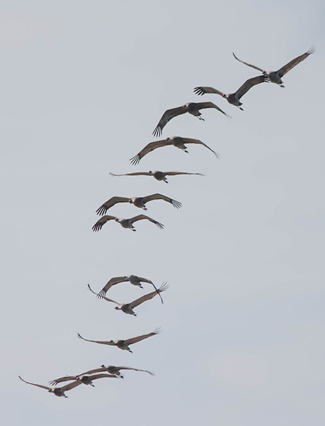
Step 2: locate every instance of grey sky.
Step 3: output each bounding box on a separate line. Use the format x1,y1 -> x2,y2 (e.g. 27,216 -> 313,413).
1,1 -> 325,425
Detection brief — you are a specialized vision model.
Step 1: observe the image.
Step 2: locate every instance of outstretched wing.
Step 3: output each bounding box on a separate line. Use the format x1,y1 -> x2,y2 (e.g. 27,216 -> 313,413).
77,333 -> 115,346
98,276 -> 128,297
232,51 -> 266,73
277,47 -> 315,77
49,376 -> 77,386
195,101 -> 229,117
184,138 -> 219,158
87,373 -> 117,381
87,284 -> 122,306
129,214 -> 164,229
19,376 -> 51,391
92,215 -> 117,232
130,139 -> 173,165
129,282 -> 168,308
60,380 -> 83,392
110,171 -> 151,177
194,86 -> 225,97
96,196 -> 130,216
165,171 -> 204,176
234,75 -> 267,99
124,327 -> 161,346
118,366 -> 154,375
141,193 -> 182,209
152,106 -> 186,137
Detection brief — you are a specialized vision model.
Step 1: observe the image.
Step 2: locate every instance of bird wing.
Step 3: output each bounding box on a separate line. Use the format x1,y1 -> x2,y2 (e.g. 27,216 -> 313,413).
110,171 -> 151,177
60,380 -> 83,392
96,196 -> 130,216
129,282 -> 168,308
87,284 -> 122,305
194,86 -> 226,97
183,138 -> 219,158
232,51 -> 266,73
129,214 -> 164,229
98,276 -> 128,296
233,75 -> 267,99
118,367 -> 154,375
277,47 -> 315,77
195,101 -> 229,117
77,333 -> 116,346
92,215 -> 117,232
124,327 -> 161,345
165,171 -> 204,176
87,373 -> 117,381
130,139 -> 173,165
19,376 -> 51,391
152,106 -> 187,137
141,193 -> 182,209
49,376 -> 77,386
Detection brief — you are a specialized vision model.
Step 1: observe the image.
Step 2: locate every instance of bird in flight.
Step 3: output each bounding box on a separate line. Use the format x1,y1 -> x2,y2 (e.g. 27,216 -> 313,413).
96,193 -> 182,215
77,327 -> 161,353
90,275 -> 157,298
19,375 -> 82,398
92,214 -> 164,232
194,75 -> 267,110
232,47 -> 315,88
110,170 -> 204,183
88,282 -> 168,315
130,136 -> 218,165
152,102 -> 229,136
50,365 -> 153,383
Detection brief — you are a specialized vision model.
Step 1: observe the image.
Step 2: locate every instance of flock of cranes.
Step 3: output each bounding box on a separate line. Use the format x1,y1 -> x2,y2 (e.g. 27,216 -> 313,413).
19,47 -> 314,398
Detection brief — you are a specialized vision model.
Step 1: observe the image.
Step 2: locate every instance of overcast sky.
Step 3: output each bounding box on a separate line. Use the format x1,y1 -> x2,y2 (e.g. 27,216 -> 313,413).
1,1 -> 325,425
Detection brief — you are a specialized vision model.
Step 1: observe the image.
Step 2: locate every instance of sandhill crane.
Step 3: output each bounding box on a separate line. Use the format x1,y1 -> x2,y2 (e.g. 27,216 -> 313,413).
110,171 -> 204,183
152,102 -> 229,136
77,327 -> 160,353
51,366 -> 154,382
130,137 -> 218,165
91,275 -> 157,297
232,47 -> 315,88
84,365 -> 154,379
96,194 -> 182,215
194,75 -> 267,110
92,214 -> 164,232
88,282 -> 168,316
49,373 -> 117,387
19,375 -> 81,398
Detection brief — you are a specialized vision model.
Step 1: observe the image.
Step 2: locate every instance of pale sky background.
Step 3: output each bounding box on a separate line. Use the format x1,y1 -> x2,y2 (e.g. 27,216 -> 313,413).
1,1 -> 325,425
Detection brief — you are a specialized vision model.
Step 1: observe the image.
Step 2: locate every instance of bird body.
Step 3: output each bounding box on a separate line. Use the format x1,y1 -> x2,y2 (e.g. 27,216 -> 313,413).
232,48 -> 315,88
152,102 -> 228,136
130,136 -> 218,165
77,327 -> 160,353
96,193 -> 181,215
110,170 -> 204,183
194,75 -> 267,110
92,214 -> 164,232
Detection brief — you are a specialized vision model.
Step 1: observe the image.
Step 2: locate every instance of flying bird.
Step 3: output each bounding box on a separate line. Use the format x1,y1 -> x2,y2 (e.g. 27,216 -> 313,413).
152,102 -> 229,136
232,47 -> 315,88
90,275 -> 158,299
92,214 -> 164,232
49,373 -> 117,387
110,170 -> 204,183
50,366 -> 153,383
194,75 -> 267,110
19,375 -> 81,398
130,137 -> 218,165
88,282 -> 168,316
96,194 -> 182,215
77,327 -> 160,353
